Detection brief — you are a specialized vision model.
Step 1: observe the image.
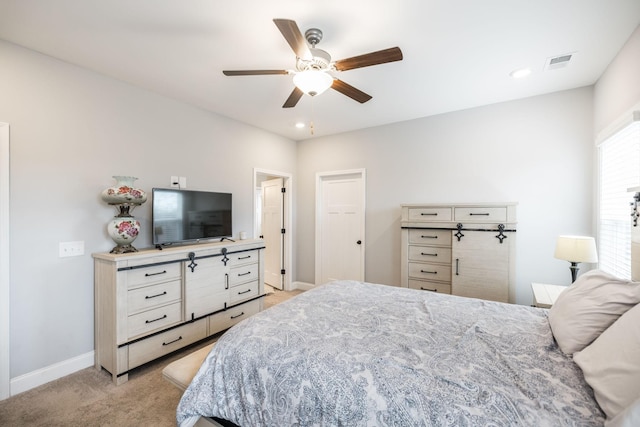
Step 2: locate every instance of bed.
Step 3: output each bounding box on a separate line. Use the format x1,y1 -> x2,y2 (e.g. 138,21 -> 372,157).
175,276 -> 640,426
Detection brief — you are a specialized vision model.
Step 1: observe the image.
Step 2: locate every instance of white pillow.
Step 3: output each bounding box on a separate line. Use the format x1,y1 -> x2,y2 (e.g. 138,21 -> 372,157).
574,303 -> 640,420
548,269 -> 640,354
606,397 -> 640,427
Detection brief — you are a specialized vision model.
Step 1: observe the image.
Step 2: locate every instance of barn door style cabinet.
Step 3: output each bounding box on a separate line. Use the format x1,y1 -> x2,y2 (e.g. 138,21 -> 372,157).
401,203 -> 517,303
93,239 -> 265,384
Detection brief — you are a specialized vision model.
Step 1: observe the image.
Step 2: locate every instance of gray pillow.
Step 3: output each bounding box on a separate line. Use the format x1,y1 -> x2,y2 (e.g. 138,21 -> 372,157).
574,304 -> 640,421
548,269 -> 640,354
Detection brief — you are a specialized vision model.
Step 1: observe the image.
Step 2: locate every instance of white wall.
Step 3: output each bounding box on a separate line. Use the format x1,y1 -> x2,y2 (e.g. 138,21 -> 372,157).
0,39 -> 297,379
296,87 -> 595,305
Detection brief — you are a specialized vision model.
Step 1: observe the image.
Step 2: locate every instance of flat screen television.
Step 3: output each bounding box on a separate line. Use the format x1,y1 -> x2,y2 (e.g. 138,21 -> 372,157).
152,188 -> 232,247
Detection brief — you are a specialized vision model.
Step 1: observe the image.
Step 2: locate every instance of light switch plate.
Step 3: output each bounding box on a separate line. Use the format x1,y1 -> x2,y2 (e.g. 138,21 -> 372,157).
59,241 -> 84,257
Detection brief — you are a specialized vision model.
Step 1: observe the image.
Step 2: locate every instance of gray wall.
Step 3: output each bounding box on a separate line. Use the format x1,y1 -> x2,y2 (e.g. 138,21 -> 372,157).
296,87 -> 596,306
0,40 -> 297,378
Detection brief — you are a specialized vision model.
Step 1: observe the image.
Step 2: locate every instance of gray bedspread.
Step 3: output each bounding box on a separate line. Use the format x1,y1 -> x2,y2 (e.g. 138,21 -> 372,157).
177,280 -> 604,426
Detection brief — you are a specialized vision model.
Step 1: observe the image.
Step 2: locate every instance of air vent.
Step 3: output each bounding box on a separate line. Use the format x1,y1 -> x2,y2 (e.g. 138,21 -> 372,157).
545,53 -> 574,71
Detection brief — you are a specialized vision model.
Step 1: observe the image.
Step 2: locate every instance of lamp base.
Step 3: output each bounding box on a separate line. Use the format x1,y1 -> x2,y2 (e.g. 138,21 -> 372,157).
569,262 -> 580,283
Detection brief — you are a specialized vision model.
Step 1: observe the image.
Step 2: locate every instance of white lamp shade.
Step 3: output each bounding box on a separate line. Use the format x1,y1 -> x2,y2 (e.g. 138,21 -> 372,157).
293,70 -> 333,96
554,235 -> 598,263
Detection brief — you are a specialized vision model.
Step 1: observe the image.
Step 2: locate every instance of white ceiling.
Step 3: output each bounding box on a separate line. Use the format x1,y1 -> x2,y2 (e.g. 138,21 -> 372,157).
1,0 -> 640,141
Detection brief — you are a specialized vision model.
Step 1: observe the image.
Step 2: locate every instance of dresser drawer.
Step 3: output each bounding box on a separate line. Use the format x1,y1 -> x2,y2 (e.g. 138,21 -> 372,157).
408,262 -> 452,282
127,280 -> 181,315
408,279 -> 451,294
407,207 -> 452,222
209,298 -> 262,334
454,207 -> 507,222
127,302 -> 182,339
128,318 -> 207,370
229,263 -> 259,287
124,262 -> 181,289
229,280 -> 259,304
408,246 -> 451,264
408,229 -> 452,246
227,250 -> 259,267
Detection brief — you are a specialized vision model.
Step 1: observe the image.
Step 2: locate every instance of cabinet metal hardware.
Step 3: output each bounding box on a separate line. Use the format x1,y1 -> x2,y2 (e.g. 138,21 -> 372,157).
238,271 -> 251,276
420,270 -> 437,274
238,289 -> 251,294
144,270 -> 167,277
469,213 -> 490,216
421,235 -> 438,239
495,224 -> 507,244
455,258 -> 460,275
455,223 -> 465,241
632,193 -> 640,227
145,314 -> 167,324
357,240 -> 362,245
421,287 -> 437,292
238,255 -> 251,260
421,213 -> 438,216
162,336 -> 182,346
421,252 -> 437,256
230,311 -> 245,319
225,273 -> 229,290
187,252 -> 198,272
221,247 -> 229,266
145,291 -> 167,299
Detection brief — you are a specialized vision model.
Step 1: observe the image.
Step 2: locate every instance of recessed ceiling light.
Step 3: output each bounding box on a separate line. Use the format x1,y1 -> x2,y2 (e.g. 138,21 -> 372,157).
509,68 -> 531,79
295,122 -> 305,129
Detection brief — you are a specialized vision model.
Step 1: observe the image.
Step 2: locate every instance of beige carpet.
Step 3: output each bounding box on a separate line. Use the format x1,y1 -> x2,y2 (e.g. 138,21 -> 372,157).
0,288 -> 304,427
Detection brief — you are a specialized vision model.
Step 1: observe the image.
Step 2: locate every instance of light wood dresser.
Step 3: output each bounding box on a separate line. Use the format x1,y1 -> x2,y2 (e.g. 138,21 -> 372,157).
93,239 -> 264,384
401,203 -> 517,303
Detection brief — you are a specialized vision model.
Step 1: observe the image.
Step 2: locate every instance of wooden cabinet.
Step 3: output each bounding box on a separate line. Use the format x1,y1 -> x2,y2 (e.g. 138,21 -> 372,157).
401,203 -> 517,303
93,239 -> 265,384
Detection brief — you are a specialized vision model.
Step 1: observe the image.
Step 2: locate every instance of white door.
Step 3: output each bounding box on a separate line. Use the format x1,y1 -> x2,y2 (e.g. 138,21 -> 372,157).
261,178 -> 284,289
316,170 -> 365,285
1,123 -> 9,399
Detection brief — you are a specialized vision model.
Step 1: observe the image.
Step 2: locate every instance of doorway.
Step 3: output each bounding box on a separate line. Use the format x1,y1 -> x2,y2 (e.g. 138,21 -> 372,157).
253,169 -> 292,291
1,122 -> 10,399
315,169 -> 366,285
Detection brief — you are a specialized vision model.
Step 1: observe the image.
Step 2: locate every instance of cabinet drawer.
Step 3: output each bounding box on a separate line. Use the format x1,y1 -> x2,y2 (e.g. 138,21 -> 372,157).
407,207 -> 452,222
127,302 -> 182,339
454,207 -> 506,222
408,229 -> 452,246
127,280 -> 181,315
209,299 -> 262,334
227,251 -> 259,267
128,318 -> 207,370
229,263 -> 259,287
125,263 -> 181,289
229,281 -> 259,304
408,262 -> 452,282
408,279 -> 451,294
408,246 -> 451,264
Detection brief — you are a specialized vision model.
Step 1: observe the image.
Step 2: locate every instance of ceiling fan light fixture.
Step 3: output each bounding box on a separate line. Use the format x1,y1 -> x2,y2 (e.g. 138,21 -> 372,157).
293,70 -> 333,96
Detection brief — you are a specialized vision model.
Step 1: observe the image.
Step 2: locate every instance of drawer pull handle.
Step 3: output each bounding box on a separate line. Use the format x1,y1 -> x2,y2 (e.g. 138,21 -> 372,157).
238,289 -> 252,295
420,270 -> 437,274
421,235 -> 438,239
145,314 -> 167,324
456,258 -> 460,275
420,213 -> 438,216
238,271 -> 251,276
421,287 -> 437,292
145,291 -> 167,299
230,311 -> 245,319
144,270 -> 167,277
421,252 -> 437,257
162,336 -> 182,346
238,255 -> 251,260
469,213 -> 490,216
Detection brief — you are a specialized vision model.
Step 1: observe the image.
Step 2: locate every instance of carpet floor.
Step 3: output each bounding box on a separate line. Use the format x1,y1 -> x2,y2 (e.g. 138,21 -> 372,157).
0,288 -> 304,426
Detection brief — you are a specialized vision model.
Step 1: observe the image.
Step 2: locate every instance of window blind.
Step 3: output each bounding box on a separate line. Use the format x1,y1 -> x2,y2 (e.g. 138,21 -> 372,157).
598,120 -> 640,279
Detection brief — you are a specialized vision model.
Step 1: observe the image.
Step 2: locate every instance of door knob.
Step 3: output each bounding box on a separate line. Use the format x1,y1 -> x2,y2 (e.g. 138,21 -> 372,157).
356,240 -> 362,245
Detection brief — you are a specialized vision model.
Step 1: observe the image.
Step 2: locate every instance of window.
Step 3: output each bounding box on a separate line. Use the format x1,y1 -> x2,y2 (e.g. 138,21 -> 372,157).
598,119 -> 640,279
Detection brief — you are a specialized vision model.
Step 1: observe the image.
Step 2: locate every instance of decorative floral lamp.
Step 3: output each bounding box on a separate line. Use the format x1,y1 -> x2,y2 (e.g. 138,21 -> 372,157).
101,176 -> 147,254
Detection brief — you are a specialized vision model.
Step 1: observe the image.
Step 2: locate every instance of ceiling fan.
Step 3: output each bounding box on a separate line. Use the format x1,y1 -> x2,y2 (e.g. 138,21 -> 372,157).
223,19 -> 403,108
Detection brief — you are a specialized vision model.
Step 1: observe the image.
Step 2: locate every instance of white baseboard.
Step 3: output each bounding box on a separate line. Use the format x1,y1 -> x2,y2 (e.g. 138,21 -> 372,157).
10,351 -> 94,397
292,281 -> 315,291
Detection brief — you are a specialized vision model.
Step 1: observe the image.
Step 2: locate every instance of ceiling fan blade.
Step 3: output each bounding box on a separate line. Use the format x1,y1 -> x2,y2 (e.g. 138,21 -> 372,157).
334,47 -> 403,71
223,70 -> 289,76
282,87 -> 304,108
331,79 -> 372,103
273,19 -> 312,60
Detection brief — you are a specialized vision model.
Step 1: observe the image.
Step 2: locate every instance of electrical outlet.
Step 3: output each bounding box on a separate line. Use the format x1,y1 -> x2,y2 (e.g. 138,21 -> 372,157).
179,176 -> 187,188
170,176 -> 179,188
59,241 -> 84,257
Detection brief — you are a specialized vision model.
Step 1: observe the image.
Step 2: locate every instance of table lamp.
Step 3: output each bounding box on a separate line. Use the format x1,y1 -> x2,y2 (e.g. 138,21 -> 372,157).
554,235 -> 598,283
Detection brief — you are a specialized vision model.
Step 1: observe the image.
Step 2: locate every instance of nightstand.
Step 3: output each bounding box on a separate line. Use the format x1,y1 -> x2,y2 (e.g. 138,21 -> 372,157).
531,283 -> 568,308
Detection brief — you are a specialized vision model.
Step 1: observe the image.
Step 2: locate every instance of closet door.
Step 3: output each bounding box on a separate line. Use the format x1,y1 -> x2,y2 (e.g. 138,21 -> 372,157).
451,230 -> 510,303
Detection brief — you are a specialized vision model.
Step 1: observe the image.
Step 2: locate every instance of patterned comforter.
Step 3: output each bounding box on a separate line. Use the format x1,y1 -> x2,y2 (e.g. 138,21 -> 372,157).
177,280 -> 604,426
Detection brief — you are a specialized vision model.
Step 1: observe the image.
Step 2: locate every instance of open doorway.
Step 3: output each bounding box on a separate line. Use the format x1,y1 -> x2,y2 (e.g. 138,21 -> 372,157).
253,169 -> 292,292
